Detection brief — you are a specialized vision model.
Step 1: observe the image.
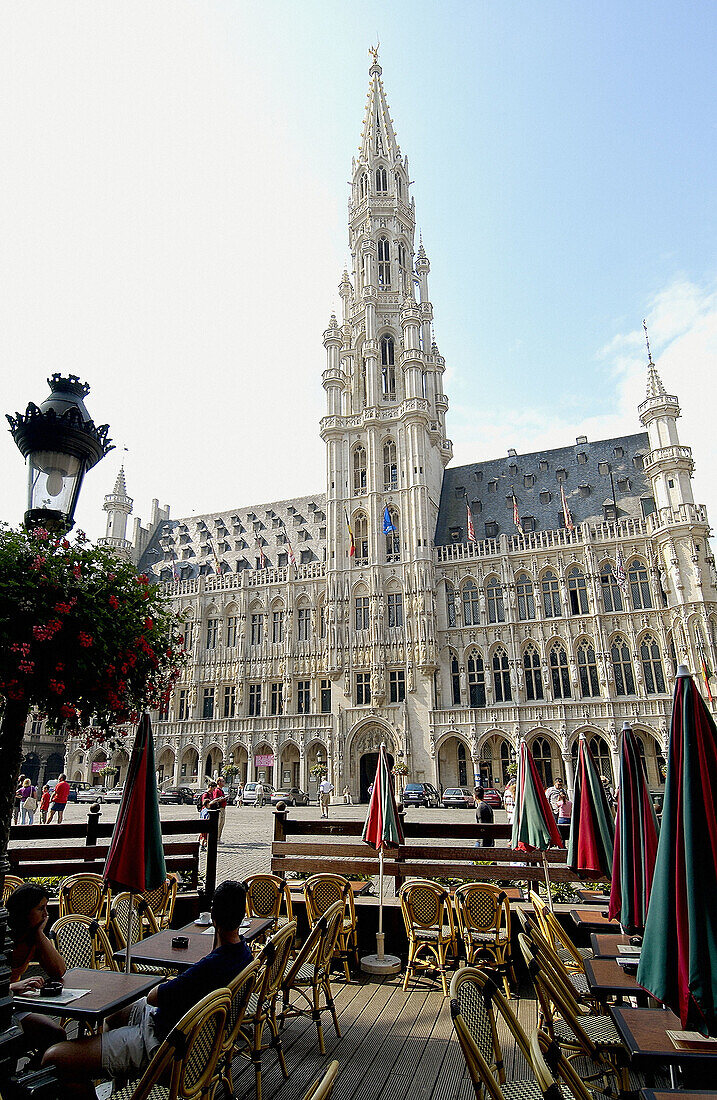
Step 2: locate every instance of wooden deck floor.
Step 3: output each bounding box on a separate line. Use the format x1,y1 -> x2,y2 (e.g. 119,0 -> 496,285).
227,972 -> 539,1100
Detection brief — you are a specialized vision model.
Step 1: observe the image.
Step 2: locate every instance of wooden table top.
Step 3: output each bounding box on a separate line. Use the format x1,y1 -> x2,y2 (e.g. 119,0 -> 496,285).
13,968 -> 158,1023
591,932 -> 634,957
570,908 -> 620,931
641,1091 -> 717,1100
575,888 -> 612,904
611,1006 -> 717,1065
115,918 -> 273,970
584,956 -> 644,996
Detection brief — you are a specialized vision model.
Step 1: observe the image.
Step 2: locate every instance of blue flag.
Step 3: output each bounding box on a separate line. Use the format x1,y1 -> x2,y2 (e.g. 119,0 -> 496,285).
383,505 -> 396,534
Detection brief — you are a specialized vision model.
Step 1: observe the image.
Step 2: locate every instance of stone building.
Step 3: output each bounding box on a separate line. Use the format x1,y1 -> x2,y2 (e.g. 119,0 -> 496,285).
64,57 -> 717,801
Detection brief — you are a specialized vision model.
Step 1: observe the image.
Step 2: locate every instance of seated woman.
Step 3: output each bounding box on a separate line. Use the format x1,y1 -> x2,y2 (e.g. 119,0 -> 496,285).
7,884 -> 67,1056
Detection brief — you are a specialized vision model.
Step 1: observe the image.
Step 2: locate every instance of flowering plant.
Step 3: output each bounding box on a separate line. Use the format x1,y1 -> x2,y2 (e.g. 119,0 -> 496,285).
310,762 -> 327,779
392,760 -> 409,776
0,524 -> 186,731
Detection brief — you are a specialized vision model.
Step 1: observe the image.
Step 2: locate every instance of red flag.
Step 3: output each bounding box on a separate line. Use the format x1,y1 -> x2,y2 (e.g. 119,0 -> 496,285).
255,536 -> 266,569
512,494 -> 524,536
561,484 -> 574,533
701,653 -> 714,704
466,501 -> 476,543
345,508 -> 355,557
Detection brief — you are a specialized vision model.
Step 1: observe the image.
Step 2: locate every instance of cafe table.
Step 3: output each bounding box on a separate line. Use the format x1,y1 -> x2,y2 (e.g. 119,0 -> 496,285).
583,957 -> 653,1005
570,908 -> 621,933
114,917 -> 274,972
590,932 -> 634,958
575,888 -> 612,905
610,1006 -> 717,1088
13,968 -> 158,1033
641,1091 -> 717,1100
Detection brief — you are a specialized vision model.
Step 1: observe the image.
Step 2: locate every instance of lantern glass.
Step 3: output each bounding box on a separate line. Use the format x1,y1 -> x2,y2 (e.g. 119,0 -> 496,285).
27,449 -> 84,521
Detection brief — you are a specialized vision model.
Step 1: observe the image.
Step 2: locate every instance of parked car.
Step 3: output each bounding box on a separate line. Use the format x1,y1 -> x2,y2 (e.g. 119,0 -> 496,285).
442,787 -> 475,809
270,787 -> 310,807
47,779 -> 78,804
158,786 -> 196,805
75,783 -> 106,803
241,782 -> 274,805
103,785 -> 124,803
481,788 -> 503,810
402,782 -> 440,808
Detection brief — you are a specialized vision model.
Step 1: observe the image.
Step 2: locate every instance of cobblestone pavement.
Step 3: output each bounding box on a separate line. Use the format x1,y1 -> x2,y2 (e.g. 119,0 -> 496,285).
19,799 -> 509,884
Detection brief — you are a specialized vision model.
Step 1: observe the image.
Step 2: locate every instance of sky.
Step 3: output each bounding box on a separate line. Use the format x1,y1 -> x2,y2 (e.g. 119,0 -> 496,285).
1,0 -> 715,542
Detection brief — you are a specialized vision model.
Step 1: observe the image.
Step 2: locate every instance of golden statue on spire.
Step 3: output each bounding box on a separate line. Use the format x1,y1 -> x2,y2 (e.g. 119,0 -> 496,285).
369,42 -> 380,65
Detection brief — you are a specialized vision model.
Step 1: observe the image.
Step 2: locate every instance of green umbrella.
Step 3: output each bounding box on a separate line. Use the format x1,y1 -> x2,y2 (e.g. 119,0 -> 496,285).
511,739 -> 564,910
567,734 -> 614,879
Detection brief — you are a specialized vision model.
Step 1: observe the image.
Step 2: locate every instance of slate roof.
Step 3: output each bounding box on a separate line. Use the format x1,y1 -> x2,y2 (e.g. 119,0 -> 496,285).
434,432 -> 652,546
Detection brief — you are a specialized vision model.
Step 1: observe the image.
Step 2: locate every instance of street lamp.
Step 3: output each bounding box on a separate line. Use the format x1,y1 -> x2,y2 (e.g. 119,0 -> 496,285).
7,374 -> 113,533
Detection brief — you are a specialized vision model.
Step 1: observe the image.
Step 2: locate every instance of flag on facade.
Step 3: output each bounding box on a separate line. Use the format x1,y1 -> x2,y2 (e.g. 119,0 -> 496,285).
383,505 -> 396,535
285,533 -> 297,568
345,508 -> 355,557
466,501 -> 476,543
207,535 -> 222,576
614,548 -> 628,595
170,548 -> 179,582
560,484 -> 574,533
255,536 -> 267,569
512,493 -> 524,536
699,648 -> 714,704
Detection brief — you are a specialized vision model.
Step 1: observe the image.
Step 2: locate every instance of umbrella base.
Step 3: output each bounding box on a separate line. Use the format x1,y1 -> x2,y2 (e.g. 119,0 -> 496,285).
361,952 -> 401,975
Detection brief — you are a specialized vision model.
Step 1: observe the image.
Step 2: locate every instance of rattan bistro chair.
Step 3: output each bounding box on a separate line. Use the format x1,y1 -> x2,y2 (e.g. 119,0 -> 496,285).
50,914 -> 118,972
111,892 -> 177,978
243,874 -> 294,940
301,1060 -> 340,1100
111,987 -> 230,1100
450,987 -> 542,1100
529,1029 -> 601,1100
2,875 -> 24,904
400,879 -> 457,996
235,921 -> 297,1100
59,873 -> 110,922
304,874 -> 358,981
529,891 -> 593,971
216,957 -> 262,1099
453,883 -> 513,996
142,875 -> 178,931
450,967 -> 534,1089
280,900 -> 343,1053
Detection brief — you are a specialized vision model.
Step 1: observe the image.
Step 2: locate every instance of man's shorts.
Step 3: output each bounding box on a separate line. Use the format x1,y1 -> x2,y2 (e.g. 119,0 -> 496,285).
101,997 -> 161,1077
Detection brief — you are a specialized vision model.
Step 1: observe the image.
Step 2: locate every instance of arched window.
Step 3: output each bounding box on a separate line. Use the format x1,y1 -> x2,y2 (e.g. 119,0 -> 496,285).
462,580 -> 480,626
567,567 -> 589,614
397,240 -> 407,294
486,577 -> 505,624
516,573 -> 535,621
377,237 -> 391,289
354,513 -> 368,565
640,635 -> 666,694
467,649 -> 486,708
523,645 -> 543,701
358,172 -> 368,200
353,444 -> 367,495
385,506 -> 400,562
549,642 -> 571,699
541,571 -> 562,618
445,583 -> 456,628
380,335 -> 396,400
589,735 -> 612,779
532,737 -> 553,787
383,439 -> 398,490
450,652 -> 461,705
492,648 -> 511,702
375,166 -> 388,192
628,560 -> 652,609
577,640 -> 600,697
600,563 -> 623,612
395,172 -> 403,199
457,742 -> 468,787
611,638 -> 635,696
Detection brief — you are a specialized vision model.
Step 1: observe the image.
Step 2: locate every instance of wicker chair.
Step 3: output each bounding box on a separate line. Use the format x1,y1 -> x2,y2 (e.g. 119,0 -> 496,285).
2,875 -> 24,904
243,874 -> 294,940
304,874 -> 358,982
50,914 -> 118,971
450,966 -> 534,1090
453,883 -> 513,996
142,875 -> 178,931
530,1028 -> 602,1100
400,879 -> 457,996
521,916 -> 594,1008
110,892 -> 176,977
450,990 -> 543,1100
279,900 -> 343,1053
301,1060 -> 340,1100
111,986 -> 230,1100
529,891 -> 593,970
215,957 -> 262,1098
235,921 -> 297,1100
59,874 -> 110,922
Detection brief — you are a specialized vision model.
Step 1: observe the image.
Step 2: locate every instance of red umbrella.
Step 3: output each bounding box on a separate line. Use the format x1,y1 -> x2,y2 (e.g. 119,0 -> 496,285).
511,739 -> 564,910
104,712 -> 166,970
608,722 -> 659,933
361,743 -> 404,973
567,734 -> 614,879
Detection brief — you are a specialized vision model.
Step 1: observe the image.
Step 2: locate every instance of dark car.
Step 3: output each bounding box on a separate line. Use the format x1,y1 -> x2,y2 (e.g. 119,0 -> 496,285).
481,788 -> 503,810
48,779 -> 78,804
158,786 -> 196,805
442,787 -> 475,809
270,787 -> 310,807
402,782 -> 440,808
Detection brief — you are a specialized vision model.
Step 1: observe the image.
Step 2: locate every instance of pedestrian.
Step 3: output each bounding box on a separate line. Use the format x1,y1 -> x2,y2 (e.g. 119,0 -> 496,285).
255,780 -> 265,808
209,776 -> 228,842
367,782 -> 374,798
47,774 -> 70,824
319,777 -> 334,818
342,784 -> 352,805
474,786 -> 494,847
235,782 -> 244,806
13,776 -> 26,826
39,785 -> 51,824
198,780 -> 213,850
20,779 -> 38,825
503,780 -> 516,823
544,777 -> 564,818
556,792 -> 572,826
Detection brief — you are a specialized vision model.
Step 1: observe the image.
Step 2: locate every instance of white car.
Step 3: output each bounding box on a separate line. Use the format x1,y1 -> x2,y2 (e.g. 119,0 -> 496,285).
76,783 -> 106,803
103,785 -> 124,803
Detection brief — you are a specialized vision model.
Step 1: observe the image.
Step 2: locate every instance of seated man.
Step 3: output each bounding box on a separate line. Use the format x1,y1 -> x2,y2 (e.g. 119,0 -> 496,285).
44,880 -> 252,1100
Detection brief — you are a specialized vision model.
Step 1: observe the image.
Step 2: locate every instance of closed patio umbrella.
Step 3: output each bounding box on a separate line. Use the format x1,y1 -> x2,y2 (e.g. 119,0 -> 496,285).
511,739 -> 564,911
608,722 -> 659,934
104,712 -> 166,971
567,733 -> 614,880
361,742 -> 404,974
638,666 -> 717,1035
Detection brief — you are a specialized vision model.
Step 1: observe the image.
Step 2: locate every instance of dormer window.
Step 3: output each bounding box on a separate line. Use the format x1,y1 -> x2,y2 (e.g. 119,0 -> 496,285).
377,238 -> 391,289
375,166 -> 388,192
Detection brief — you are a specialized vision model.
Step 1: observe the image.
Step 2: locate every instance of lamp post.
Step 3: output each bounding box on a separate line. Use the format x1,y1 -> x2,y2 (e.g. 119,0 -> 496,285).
1,376 -> 111,1094
7,374 -> 113,534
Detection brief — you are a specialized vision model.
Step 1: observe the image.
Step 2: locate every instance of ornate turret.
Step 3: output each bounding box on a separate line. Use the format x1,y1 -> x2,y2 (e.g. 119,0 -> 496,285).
99,465 -> 133,555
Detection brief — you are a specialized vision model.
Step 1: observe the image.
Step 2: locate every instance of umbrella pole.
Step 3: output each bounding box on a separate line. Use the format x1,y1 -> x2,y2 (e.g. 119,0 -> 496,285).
376,847 -> 385,960
125,892 -> 133,975
542,853 -> 554,913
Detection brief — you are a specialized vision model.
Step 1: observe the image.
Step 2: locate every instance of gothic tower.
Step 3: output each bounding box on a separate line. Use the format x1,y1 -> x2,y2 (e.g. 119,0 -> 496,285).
99,465 -> 133,556
320,53 -> 453,793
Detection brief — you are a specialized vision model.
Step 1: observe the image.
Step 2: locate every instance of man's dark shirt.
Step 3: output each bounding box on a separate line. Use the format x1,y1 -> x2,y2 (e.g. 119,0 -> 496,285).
475,800 -> 494,847
153,939 -> 252,1038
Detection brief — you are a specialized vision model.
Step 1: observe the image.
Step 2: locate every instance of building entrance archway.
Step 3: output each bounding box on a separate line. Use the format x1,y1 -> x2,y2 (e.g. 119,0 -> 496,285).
359,751 -> 394,804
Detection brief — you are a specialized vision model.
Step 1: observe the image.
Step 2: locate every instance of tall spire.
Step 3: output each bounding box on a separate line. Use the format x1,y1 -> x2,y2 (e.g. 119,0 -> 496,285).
643,318 -> 666,399
358,46 -> 402,165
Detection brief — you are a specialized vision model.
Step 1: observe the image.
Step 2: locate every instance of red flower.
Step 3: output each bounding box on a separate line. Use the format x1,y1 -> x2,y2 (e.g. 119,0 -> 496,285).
6,681 -> 24,700
56,662 -> 65,672
78,632 -> 94,648
55,601 -> 73,614
108,595 -> 119,610
31,527 -> 50,541
144,617 -> 154,630
49,680 -> 65,694
73,564 -> 82,579
60,704 -> 76,718
18,660 -> 35,674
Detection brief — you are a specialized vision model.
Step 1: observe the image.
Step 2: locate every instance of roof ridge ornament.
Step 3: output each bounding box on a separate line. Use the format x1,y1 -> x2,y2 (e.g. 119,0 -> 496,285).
643,318 -> 667,399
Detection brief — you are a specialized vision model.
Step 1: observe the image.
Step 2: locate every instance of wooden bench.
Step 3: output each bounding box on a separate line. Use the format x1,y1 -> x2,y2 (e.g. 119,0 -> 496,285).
271,810 -> 607,892
8,805 -> 220,900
